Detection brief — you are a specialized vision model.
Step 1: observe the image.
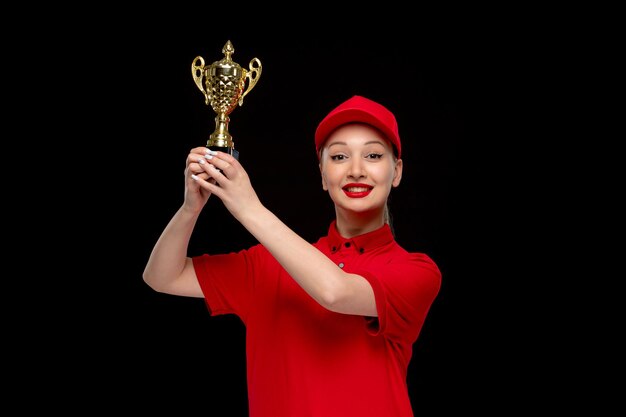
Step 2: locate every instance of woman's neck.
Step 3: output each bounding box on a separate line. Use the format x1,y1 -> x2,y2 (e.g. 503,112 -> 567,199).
334,210 -> 385,238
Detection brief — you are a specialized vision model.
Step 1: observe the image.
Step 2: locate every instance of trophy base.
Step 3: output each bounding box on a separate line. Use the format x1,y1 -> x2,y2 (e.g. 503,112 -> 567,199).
207,146 -> 239,161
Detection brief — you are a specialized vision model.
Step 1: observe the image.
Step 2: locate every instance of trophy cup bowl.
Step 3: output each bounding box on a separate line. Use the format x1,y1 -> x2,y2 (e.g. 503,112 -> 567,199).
192,40 -> 262,160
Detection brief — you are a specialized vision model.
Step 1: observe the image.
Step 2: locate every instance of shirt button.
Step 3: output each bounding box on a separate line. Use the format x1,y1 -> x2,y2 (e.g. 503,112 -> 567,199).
359,248 -> 365,254
338,262 -> 345,268
344,242 -> 351,248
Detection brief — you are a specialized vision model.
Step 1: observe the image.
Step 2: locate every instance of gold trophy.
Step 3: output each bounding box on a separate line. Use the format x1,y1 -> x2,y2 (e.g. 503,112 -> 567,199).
191,40 -> 262,160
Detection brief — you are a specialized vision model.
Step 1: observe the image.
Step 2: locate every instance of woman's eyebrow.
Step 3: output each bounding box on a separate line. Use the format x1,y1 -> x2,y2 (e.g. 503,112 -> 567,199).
328,140 -> 385,149
327,142 -> 347,149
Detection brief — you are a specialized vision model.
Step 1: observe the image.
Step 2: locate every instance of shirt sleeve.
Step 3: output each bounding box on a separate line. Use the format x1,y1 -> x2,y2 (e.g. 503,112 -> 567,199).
192,245 -> 263,321
356,252 -> 442,344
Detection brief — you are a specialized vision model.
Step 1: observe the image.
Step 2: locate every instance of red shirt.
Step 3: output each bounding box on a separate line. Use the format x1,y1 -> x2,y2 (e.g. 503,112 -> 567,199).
193,221 -> 441,417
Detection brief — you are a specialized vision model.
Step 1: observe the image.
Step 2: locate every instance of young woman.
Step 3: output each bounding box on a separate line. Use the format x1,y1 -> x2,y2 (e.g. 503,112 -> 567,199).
143,95 -> 442,417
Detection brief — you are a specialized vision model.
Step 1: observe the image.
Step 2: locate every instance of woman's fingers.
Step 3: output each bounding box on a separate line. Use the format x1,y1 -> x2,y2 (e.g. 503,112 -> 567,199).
205,151 -> 240,179
186,148 -> 217,175
188,149 -> 241,191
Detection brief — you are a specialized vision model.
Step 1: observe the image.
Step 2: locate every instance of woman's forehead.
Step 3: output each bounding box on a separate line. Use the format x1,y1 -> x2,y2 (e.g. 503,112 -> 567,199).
325,123 -> 390,146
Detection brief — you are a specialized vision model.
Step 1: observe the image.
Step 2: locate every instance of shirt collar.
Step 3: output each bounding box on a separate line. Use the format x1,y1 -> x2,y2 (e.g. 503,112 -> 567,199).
326,220 -> 395,254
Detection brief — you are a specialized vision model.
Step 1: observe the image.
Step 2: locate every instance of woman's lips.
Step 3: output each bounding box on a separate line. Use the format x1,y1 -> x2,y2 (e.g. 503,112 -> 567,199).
342,184 -> 373,198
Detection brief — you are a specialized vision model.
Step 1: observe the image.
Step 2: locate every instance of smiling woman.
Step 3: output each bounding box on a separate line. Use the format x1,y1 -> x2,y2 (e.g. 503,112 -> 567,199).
317,96 -> 403,233
142,94 -> 442,417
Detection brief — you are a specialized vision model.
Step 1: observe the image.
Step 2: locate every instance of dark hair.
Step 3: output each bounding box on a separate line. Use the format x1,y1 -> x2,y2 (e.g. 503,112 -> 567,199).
384,197 -> 395,237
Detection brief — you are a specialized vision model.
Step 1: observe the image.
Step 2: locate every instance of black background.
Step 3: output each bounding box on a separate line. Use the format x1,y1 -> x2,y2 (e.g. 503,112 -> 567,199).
34,19 -> 545,415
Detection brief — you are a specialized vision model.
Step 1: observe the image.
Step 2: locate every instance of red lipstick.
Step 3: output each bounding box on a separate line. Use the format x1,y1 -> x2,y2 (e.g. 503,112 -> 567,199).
342,183 -> 373,198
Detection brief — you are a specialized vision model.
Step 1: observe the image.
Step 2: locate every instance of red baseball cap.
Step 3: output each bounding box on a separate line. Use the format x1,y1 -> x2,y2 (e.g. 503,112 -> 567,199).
314,95 -> 401,158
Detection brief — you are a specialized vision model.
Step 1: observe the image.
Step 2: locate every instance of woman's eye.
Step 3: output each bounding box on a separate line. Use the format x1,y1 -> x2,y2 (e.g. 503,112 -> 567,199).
330,155 -> 346,161
367,153 -> 383,159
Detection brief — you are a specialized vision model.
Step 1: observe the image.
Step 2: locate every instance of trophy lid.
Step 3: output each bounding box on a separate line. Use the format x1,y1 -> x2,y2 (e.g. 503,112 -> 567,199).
211,40 -> 242,75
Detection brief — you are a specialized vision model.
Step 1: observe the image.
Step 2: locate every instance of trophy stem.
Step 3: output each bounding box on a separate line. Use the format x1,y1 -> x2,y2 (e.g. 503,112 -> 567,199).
208,113 -> 234,149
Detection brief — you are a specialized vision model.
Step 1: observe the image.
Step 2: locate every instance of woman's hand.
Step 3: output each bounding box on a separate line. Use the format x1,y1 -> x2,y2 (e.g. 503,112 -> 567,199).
183,147 -> 215,214
191,149 -> 262,221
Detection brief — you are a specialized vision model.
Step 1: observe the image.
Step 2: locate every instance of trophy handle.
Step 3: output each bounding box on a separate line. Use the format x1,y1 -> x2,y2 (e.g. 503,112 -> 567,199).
191,56 -> 210,105
239,58 -> 262,106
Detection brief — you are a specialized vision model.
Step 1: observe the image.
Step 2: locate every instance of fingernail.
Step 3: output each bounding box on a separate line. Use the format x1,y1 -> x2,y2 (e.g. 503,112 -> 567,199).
191,174 -> 199,181
198,158 -> 206,164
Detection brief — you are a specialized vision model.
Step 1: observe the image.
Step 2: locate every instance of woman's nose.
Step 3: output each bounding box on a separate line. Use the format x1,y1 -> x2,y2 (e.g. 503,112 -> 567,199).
348,159 -> 365,178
